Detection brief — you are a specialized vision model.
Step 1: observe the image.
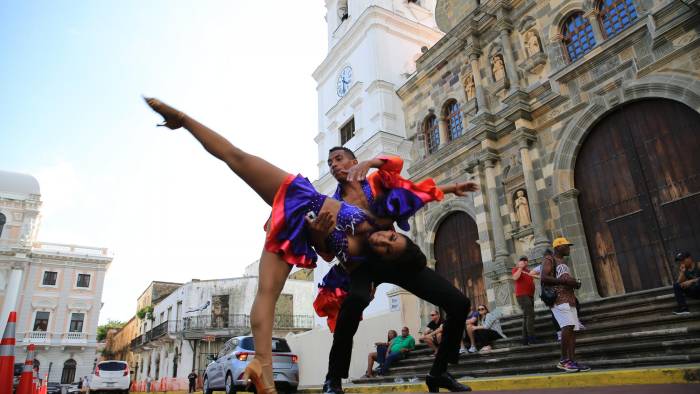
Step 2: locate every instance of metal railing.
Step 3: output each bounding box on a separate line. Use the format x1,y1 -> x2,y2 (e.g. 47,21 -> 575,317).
182,314 -> 313,331
130,315 -> 313,349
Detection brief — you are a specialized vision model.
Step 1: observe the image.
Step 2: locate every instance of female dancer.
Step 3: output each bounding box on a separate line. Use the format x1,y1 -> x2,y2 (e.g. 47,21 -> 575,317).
144,97 -> 475,393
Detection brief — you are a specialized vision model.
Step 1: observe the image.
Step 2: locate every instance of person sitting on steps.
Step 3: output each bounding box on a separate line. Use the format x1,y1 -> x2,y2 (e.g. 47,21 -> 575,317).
364,329 -> 397,378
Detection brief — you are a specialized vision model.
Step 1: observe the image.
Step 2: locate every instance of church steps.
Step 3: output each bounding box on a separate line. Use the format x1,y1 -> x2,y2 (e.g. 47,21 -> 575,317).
383,329 -> 700,375
351,288 -> 700,385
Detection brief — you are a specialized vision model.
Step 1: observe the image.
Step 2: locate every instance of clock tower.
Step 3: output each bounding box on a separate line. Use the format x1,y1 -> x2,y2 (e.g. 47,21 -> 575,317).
313,0 -> 443,191
312,0 -> 443,314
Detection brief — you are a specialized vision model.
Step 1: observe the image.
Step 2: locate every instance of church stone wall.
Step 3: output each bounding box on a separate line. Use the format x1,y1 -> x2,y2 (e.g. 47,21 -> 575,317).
398,0 -> 700,314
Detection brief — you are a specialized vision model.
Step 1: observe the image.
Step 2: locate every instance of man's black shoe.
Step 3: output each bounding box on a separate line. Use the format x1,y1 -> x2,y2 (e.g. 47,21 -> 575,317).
322,378 -> 344,394
425,372 -> 471,392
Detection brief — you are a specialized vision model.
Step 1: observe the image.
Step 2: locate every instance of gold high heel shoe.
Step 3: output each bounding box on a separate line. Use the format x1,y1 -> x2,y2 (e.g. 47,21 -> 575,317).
242,358 -> 277,394
143,96 -> 186,129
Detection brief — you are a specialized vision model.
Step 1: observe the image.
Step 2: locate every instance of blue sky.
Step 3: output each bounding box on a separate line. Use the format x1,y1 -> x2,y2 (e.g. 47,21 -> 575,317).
1,1 -> 327,323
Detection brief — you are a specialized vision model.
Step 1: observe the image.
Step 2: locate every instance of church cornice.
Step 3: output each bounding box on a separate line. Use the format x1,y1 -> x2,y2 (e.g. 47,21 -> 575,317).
313,6 -> 443,83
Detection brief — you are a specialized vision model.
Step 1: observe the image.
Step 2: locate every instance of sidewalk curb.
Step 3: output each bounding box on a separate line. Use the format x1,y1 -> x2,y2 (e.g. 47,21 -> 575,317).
303,364 -> 700,393
128,364 -> 700,394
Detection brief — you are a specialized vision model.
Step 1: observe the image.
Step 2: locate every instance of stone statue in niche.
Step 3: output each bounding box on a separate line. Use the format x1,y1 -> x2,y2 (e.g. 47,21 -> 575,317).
491,55 -> 506,81
465,74 -> 476,101
524,30 -> 542,57
514,189 -> 531,227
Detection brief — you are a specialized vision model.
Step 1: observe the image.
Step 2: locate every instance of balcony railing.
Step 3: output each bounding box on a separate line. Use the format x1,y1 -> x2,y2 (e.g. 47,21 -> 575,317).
182,314 -> 313,331
24,331 -> 50,343
62,332 -> 87,343
130,315 -> 313,349
130,321 -> 179,349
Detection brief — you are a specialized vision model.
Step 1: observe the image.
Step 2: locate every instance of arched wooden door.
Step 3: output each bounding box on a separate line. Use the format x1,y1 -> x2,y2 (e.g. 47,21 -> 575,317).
434,212 -> 486,308
575,99 -> 700,297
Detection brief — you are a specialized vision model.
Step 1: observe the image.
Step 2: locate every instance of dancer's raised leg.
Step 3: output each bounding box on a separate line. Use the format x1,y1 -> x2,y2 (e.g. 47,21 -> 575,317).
144,97 -> 287,206
245,250 -> 292,394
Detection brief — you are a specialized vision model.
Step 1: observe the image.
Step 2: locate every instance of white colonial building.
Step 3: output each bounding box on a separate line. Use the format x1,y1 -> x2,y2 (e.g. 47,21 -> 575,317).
130,275 -> 314,386
0,170 -> 112,384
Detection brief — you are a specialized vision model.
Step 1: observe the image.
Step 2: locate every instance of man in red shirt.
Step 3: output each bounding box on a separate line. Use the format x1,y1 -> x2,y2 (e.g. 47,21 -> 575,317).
512,256 -> 538,345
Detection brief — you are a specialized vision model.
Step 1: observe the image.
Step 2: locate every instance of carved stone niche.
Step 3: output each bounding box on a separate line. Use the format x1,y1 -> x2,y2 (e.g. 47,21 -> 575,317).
463,74 -> 478,115
490,54 -> 509,93
517,17 -> 547,75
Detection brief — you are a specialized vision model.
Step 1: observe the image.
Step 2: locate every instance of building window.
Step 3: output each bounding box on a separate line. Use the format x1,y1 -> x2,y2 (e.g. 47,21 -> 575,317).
42,271 -> 58,286
61,359 -> 77,384
444,101 -> 463,141
424,115 -> 440,154
76,274 -> 90,288
598,0 -> 637,38
0,212 -> 5,238
340,117 -> 355,145
33,311 -> 49,331
69,313 -> 84,332
561,12 -> 597,62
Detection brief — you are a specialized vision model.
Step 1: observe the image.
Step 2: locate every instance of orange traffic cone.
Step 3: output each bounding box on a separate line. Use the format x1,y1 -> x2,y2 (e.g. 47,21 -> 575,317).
32,369 -> 39,394
17,343 -> 36,394
38,375 -> 48,394
0,311 -> 17,394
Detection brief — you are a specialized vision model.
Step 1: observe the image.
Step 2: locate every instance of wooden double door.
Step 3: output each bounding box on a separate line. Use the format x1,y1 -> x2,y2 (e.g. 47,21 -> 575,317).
434,212 -> 486,309
575,99 -> 700,297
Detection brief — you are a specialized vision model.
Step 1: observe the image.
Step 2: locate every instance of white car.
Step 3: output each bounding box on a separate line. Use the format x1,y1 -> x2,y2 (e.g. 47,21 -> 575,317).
89,360 -> 130,393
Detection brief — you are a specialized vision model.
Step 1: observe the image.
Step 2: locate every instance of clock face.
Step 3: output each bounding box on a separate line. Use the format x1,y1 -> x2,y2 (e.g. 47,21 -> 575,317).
336,66 -> 352,97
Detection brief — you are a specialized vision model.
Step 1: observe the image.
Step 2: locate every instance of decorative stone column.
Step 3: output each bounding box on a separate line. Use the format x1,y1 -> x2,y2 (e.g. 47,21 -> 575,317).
481,154 -> 517,313
496,19 -> 520,93
515,129 -> 550,255
584,9 -> 605,45
554,188 -> 600,301
467,47 -> 488,114
482,154 -> 510,269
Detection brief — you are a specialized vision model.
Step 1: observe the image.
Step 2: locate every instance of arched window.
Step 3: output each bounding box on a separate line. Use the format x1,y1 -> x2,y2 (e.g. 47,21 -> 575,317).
444,100 -> 463,141
561,12 -> 597,62
423,115 -> 440,154
0,212 -> 5,238
61,359 -> 77,384
598,0 -> 638,38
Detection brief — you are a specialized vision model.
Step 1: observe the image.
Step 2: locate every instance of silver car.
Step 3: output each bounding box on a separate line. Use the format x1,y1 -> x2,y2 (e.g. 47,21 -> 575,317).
203,336 -> 299,394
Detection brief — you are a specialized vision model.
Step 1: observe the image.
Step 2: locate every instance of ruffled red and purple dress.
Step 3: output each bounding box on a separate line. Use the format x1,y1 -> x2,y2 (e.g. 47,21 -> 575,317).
264,174 -> 327,269
313,155 -> 445,331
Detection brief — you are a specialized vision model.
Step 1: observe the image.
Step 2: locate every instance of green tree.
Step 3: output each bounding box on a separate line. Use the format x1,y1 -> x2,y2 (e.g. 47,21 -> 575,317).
97,320 -> 126,341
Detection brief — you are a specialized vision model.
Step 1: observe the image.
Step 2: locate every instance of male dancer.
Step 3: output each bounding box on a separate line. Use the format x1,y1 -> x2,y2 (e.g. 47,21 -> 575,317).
313,147 -> 474,393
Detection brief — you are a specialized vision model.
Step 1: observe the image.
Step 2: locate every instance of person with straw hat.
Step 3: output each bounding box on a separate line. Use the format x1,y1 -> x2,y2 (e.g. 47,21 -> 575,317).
541,237 -> 590,373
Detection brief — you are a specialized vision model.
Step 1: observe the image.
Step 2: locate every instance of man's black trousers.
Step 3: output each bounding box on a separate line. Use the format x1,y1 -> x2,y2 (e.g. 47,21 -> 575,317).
326,260 -> 470,379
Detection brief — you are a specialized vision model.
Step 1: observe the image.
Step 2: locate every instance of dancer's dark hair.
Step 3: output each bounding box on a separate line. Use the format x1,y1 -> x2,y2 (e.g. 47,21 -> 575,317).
328,146 -> 356,160
380,234 -> 427,271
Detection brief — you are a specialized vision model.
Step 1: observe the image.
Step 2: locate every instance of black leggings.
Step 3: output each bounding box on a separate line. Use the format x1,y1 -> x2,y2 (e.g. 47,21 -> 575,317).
327,260 -> 470,379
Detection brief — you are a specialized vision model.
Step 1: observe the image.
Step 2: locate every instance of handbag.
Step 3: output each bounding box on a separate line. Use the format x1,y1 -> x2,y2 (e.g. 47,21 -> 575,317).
540,286 -> 557,307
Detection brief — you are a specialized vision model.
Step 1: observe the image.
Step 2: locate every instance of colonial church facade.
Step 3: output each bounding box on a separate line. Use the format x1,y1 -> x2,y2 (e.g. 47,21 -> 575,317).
398,0 -> 700,314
